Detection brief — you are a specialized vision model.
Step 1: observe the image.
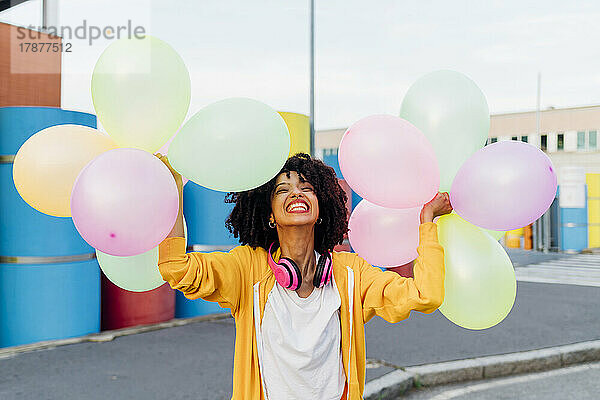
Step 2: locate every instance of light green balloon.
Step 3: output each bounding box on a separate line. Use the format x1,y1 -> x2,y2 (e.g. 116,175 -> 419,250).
91,35 -> 191,153
482,228 -> 506,241
437,213 -> 516,330
169,97 -> 290,192
400,70 -> 490,192
97,217 -> 187,292
447,211 -> 506,241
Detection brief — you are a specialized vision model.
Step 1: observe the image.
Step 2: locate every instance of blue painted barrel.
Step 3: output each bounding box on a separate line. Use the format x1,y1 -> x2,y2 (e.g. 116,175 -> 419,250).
0,107 -> 101,347
558,168 -> 589,253
322,148 -> 343,178
560,186 -> 588,253
176,182 -> 237,318
322,148 -> 362,210
350,191 -> 363,212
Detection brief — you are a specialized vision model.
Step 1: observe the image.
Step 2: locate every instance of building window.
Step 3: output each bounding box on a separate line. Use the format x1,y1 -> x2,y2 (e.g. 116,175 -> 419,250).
491,137 -> 498,143
541,135 -> 547,151
557,133 -> 564,150
589,131 -> 597,149
521,136 -> 528,143
511,136 -> 518,141
577,131 -> 586,149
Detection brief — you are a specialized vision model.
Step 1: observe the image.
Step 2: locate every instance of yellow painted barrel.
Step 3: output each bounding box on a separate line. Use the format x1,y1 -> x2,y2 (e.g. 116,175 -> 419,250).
587,173 -> 600,248
278,112 -> 310,157
506,227 -> 524,249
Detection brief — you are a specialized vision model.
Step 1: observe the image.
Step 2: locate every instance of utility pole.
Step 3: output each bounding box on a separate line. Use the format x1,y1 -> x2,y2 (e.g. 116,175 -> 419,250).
533,72 -> 551,252
533,73 -> 541,251
41,0 -> 59,32
309,0 -> 315,156
538,73 -> 551,253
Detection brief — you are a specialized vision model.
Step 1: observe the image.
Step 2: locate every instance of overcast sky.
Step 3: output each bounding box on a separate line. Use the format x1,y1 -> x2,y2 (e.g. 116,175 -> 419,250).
2,0 -> 600,130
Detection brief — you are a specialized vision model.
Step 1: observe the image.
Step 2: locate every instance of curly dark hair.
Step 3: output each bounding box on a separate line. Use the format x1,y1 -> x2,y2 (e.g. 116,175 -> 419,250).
225,153 -> 349,254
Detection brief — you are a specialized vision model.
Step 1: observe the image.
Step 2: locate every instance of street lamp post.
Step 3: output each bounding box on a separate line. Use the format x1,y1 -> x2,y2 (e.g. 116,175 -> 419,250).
41,0 -> 59,32
309,0 -> 315,156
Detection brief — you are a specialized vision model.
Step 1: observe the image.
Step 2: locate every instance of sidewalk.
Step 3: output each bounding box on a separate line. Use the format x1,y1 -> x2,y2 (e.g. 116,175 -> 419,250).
504,247 -> 566,267
364,342 -> 600,399
1,251 -> 598,399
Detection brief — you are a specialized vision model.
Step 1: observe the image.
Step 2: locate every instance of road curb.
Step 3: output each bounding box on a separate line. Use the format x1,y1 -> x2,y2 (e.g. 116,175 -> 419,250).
363,340 -> 600,399
0,312 -> 231,360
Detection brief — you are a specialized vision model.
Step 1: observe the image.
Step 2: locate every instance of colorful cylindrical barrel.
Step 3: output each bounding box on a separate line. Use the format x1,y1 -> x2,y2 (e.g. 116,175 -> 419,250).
523,224 -> 533,250
101,276 -> 175,330
333,179 -> 352,252
175,182 -> 237,318
322,147 -> 362,210
559,168 -> 588,252
323,148 -> 343,178
0,106 -> 100,347
387,261 -> 414,278
505,227 -> 524,249
587,174 -> 600,248
279,112 -> 310,157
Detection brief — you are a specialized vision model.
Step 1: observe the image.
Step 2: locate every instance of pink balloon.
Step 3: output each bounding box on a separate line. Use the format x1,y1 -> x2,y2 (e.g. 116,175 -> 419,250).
450,141 -> 557,231
348,199 -> 421,267
338,115 -> 439,209
71,148 -> 180,256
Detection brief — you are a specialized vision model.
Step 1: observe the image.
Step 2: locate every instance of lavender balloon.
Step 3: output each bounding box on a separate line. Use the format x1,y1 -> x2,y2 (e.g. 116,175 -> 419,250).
71,148 -> 180,256
450,141 -> 557,231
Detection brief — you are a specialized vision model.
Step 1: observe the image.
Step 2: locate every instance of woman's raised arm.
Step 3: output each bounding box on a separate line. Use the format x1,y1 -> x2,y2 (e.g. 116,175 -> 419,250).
156,154 -> 248,314
158,239 -> 248,314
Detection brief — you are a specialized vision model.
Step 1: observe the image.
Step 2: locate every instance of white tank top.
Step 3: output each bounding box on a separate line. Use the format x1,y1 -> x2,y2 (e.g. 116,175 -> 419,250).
259,255 -> 345,400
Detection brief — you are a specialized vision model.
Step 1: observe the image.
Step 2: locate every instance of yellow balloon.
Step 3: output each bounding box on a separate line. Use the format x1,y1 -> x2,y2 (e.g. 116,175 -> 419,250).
13,125 -> 117,217
437,214 -> 516,330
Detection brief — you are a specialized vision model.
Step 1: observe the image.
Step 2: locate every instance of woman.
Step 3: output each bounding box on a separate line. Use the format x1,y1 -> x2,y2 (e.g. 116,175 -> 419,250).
157,153 -> 452,400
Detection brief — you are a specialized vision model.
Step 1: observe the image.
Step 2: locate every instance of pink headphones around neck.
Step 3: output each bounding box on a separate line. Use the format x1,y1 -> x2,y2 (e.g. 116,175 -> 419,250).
267,243 -> 333,291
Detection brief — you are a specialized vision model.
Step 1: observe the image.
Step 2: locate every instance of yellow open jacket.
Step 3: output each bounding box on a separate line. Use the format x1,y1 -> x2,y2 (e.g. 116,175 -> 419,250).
158,222 -> 444,400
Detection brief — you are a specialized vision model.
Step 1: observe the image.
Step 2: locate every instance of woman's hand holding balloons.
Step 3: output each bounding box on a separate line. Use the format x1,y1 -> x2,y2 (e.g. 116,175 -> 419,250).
420,192 -> 453,223
156,153 -> 183,193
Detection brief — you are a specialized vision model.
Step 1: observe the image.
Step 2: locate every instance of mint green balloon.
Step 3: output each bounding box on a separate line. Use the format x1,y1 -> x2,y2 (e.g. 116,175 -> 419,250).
91,35 -> 191,153
449,211 -> 506,241
400,70 -> 490,192
437,213 -> 516,330
482,228 -> 506,241
97,217 -> 187,292
169,98 -> 290,192
97,247 -> 163,292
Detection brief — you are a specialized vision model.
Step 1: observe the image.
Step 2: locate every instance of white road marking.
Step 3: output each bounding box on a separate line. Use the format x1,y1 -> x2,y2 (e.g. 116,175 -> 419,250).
515,254 -> 600,287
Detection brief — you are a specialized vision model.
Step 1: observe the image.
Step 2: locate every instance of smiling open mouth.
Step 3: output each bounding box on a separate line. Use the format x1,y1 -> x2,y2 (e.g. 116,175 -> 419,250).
286,200 -> 310,213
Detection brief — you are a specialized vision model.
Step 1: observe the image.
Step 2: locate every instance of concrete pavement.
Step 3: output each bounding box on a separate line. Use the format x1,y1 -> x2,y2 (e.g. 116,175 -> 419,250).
364,341 -> 600,399
398,362 -> 600,400
515,253 -> 600,287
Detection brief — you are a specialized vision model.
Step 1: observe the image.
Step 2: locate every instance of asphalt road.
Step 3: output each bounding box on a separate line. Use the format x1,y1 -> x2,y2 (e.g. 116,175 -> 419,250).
1,281 -> 598,400
365,281 -> 600,378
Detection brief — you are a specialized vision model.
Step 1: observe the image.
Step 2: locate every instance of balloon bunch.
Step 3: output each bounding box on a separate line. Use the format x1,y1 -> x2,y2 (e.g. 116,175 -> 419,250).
13,35 -> 291,292
340,70 -> 557,330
